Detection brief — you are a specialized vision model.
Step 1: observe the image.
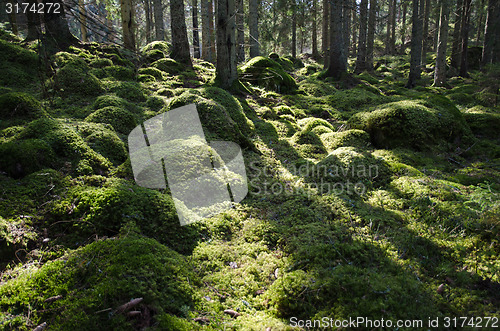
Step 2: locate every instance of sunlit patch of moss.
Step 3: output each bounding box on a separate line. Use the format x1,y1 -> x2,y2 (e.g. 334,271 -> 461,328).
75,122 -> 127,165
298,117 -> 335,133
290,129 -> 327,159
93,65 -> 135,81
320,129 -> 371,152
0,234 -> 197,330
327,87 -> 386,112
240,56 -> 298,93
89,57 -> 113,68
268,119 -> 300,138
0,92 -> 42,119
298,79 -> 337,97
110,81 -> 147,102
138,67 -> 164,80
462,105 -> 500,139
53,56 -> 103,96
85,106 -> 137,135
152,58 -> 184,75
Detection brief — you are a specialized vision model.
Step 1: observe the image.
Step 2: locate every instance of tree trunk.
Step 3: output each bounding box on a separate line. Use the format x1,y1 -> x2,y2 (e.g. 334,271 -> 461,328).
216,0 -> 238,89
7,0 -> 18,36
459,0 -> 472,77
322,0 -> 329,64
153,0 -> 165,40
292,2 -> 297,57
476,0 -> 485,45
355,0 -> 368,72
144,0 -> 152,43
407,0 -> 423,88
25,0 -> 42,42
401,0 -> 408,53
202,0 -> 211,60
386,0 -> 393,54
193,0 -> 201,58
451,0 -> 463,68
352,0 -> 357,55
249,0 -> 260,57
434,0 -> 450,86
209,0 -> 216,60
170,0 -> 192,65
421,0 -> 430,62
236,0 -> 245,62
312,0 -> 319,58
481,0 -> 499,66
343,0 -> 351,57
79,0 -> 88,42
325,0 -> 347,79
45,0 -> 78,49
366,0 -> 377,70
391,0 -> 397,53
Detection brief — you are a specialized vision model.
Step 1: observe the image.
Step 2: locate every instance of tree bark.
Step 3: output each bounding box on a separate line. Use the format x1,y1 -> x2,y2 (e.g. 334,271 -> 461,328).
325,0 -> 347,79
451,0 -> 463,68
476,0 -> 485,45
400,0 -> 408,53
407,0 -> 423,88
343,0 -> 351,57
292,2 -> 297,57
209,0 -> 216,60
322,0 -> 329,64
434,0 -> 450,86
216,0 -> 238,89
459,0 -> 472,77
25,0 -> 42,42
391,0 -> 397,53
45,0 -> 78,49
249,0 -> 260,57
202,0 -> 211,60
355,0 -> 368,72
312,0 -> 319,58
144,0 -> 152,43
7,0 -> 18,36
170,0 -> 192,65
421,0 -> 430,61
79,0 -> 88,42
386,0 -> 393,54
366,0 -> 377,70
193,0 -> 201,58
481,0 -> 500,66
153,0 -> 165,40
236,0 -> 245,62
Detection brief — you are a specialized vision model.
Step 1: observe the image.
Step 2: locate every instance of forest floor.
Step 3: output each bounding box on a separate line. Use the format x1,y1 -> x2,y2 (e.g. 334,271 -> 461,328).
0,30 -> 499,330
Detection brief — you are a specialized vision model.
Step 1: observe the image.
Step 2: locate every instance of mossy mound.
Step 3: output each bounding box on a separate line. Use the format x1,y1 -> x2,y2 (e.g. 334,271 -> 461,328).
0,139 -> 55,178
320,129 -> 371,151
18,118 -> 110,175
151,58 -> 183,75
166,90 -> 253,148
53,54 -> 103,96
138,67 -> 164,81
240,56 -> 298,93
298,117 -> 335,133
350,100 -> 469,149
327,87 -> 386,112
299,79 -> 337,97
307,147 -> 391,189
93,94 -> 129,110
463,106 -> 500,139
85,106 -> 137,135
141,41 -> 171,64
93,65 -> 135,81
110,81 -> 147,102
0,235 -> 197,330
0,92 -> 42,119
77,122 -> 128,165
0,39 -> 38,87
90,57 -> 113,68
290,129 -> 327,158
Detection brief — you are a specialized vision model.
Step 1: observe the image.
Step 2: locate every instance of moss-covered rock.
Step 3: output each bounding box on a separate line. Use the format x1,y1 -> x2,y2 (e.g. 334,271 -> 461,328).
141,41 -> 171,56
85,106 -> 137,135
111,81 -> 147,102
0,139 -> 55,178
93,94 -> 129,110
463,106 -> 500,139
138,67 -> 164,80
0,92 -> 42,119
94,65 -> 135,81
54,55 -> 103,96
320,129 -> 371,151
151,58 -> 183,75
90,57 -> 114,68
327,87 -> 386,112
77,122 -> 128,165
350,99 -> 469,149
240,56 -> 298,93
0,39 -> 38,87
0,235 -> 197,330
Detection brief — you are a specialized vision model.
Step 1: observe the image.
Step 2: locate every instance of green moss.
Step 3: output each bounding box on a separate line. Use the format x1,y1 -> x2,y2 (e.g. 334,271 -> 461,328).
54,59 -> 103,96
0,39 -> 38,87
0,235 -> 197,330
85,106 -> 137,135
138,74 -> 155,83
0,92 -> 42,119
298,117 -> 335,133
93,94 -> 129,110
138,67 -> 164,80
290,130 -> 327,158
97,65 -> 135,81
463,106 -> 500,139
299,79 -> 337,97
0,139 -> 55,178
320,129 -> 371,151
76,122 -> 128,165
141,41 -> 171,56
447,92 -> 475,106
90,57 -> 114,68
111,82 -> 147,102
240,56 -> 298,93
146,95 -> 165,111
327,88 -> 386,112
152,58 -> 183,75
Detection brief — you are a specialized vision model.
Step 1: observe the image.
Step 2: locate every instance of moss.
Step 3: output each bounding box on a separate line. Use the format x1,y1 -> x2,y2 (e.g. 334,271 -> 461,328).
320,129 -> 371,151
290,130 -> 327,158
0,39 -> 38,87
111,82 -> 147,102
240,56 -> 298,93
0,235 -> 197,330
146,95 -> 165,111
138,67 -> 164,80
0,92 -> 42,119
265,270 -> 314,317
299,79 -> 337,97
138,74 -> 155,83
447,92 -> 475,106
93,94 -> 129,110
90,57 -> 114,68
152,58 -> 184,75
350,100 -> 469,150
462,106 -> 500,138
141,41 -> 171,56
327,88 -> 386,112
298,117 -> 335,133
54,60 -> 103,96
85,106 -> 137,135
98,65 -> 135,81
76,122 -> 128,165
0,139 -> 55,178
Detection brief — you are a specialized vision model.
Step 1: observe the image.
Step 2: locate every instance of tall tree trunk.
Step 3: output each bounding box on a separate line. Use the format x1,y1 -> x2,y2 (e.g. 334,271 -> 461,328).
25,0 -> 41,42
292,2 -> 297,57
434,0 -> 450,86
202,0 -> 212,60
209,0 -> 216,60
79,0 -> 88,42
391,0 -> 397,53
421,0 -> 430,62
216,0 -> 238,89
451,0 -> 463,68
45,0 -> 78,49
312,0 -> 319,58
343,0 -> 351,57
386,0 -> 393,54
7,0 -> 18,36
193,0 -> 201,58
407,0 -> 423,88
401,0 -> 408,53
144,0 -> 152,43
366,0 -> 377,70
236,0 -> 245,62
170,0 -> 192,65
322,0 -> 329,64
352,0 -> 357,55
476,0 -> 485,45
249,0 -> 260,57
326,0 -> 347,79
355,0 -> 368,72
153,0 -> 165,40
459,0 -> 472,76
481,0 -> 499,66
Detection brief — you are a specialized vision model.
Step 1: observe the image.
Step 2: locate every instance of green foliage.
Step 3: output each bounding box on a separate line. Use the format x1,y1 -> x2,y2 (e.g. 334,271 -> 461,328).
111,81 -> 147,102
0,39 -> 38,87
93,94 -> 129,109
463,106 -> 500,139
85,106 -> 137,135
54,56 -> 103,96
77,122 -> 128,165
152,58 -> 184,75
0,92 -> 42,119
138,67 -> 164,80
240,56 -> 298,93
0,139 -> 55,178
